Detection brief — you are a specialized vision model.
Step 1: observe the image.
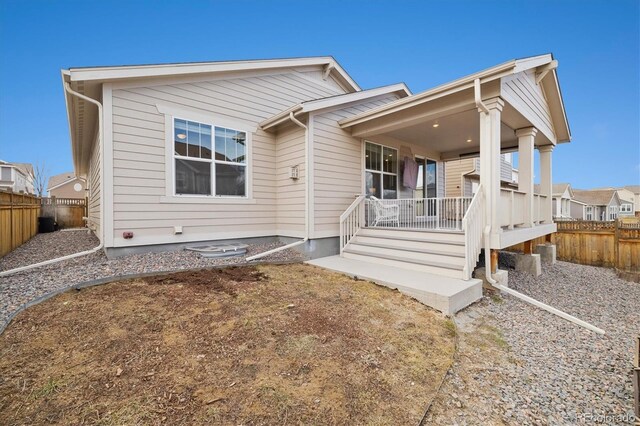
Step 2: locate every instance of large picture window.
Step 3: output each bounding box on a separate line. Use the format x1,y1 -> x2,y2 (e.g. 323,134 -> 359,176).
365,142 -> 397,199
174,118 -> 247,197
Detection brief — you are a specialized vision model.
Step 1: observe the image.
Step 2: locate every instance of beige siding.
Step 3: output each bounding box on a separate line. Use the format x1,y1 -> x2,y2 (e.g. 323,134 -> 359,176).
50,179 -> 86,199
87,131 -> 101,239
501,70 -> 555,142
312,94 -> 401,237
444,158 -> 475,197
110,69 -> 345,247
500,154 -> 513,182
275,123 -> 306,236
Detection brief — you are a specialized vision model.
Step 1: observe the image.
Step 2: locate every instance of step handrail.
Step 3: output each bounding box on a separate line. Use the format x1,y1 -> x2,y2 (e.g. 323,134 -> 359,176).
461,185 -> 485,280
339,195 -> 366,254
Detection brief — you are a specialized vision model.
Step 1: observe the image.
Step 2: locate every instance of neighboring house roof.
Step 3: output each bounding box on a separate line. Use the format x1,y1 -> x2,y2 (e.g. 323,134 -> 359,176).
260,83 -> 411,130
339,53 -> 571,145
47,172 -> 77,191
623,185 -> 640,194
12,162 -> 34,179
572,189 -> 619,206
533,182 -> 572,197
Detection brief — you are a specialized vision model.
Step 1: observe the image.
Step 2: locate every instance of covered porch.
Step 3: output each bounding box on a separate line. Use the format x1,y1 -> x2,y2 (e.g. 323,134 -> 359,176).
340,55 -> 570,251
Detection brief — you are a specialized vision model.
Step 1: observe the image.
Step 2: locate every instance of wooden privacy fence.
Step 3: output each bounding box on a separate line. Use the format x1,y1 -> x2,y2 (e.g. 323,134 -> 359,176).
0,190 -> 41,257
507,220 -> 640,278
40,197 -> 87,229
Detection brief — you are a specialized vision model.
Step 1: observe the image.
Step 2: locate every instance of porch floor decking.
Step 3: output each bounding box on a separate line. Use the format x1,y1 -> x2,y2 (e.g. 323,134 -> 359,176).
306,256 -> 482,315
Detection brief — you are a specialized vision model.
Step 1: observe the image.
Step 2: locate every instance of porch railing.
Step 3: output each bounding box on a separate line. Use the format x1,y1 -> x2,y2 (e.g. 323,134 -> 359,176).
500,189 -> 549,228
462,184 -> 485,280
364,197 -> 472,231
339,195 -> 365,254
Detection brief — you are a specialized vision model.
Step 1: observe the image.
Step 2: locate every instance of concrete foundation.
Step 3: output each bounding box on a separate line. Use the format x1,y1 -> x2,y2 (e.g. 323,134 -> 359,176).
474,267 -> 509,291
279,236 -> 339,260
535,243 -> 557,265
514,253 -> 542,276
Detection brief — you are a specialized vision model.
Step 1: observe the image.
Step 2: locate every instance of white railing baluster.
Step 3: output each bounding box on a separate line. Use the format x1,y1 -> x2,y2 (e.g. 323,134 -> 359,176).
462,185 -> 485,280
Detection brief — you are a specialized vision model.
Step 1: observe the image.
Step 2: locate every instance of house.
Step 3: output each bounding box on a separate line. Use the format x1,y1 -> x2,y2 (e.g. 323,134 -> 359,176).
47,172 -> 86,198
61,54 -> 570,314
534,182 -> 585,220
613,187 -> 636,216
445,153 -> 517,197
0,160 -> 35,194
573,189 -> 622,221
623,185 -> 640,214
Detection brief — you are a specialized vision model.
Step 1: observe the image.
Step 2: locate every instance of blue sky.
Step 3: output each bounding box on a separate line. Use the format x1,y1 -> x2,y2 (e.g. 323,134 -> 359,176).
0,0 -> 638,188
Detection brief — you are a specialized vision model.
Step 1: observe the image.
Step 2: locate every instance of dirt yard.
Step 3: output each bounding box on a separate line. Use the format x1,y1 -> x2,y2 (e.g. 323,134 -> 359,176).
0,264 -> 455,425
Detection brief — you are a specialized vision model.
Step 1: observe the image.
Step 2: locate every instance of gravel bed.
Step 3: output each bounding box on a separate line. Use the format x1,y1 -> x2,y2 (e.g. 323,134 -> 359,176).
430,261 -> 639,425
0,230 -> 100,271
489,262 -> 639,425
0,231 -> 305,329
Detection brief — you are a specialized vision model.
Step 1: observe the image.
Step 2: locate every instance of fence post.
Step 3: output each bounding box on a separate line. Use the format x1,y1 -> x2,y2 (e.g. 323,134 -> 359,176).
614,219 -> 619,271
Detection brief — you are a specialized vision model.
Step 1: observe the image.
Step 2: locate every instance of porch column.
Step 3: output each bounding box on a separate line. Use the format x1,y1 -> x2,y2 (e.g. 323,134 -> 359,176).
516,127 -> 537,227
538,145 -> 554,223
479,97 -> 504,234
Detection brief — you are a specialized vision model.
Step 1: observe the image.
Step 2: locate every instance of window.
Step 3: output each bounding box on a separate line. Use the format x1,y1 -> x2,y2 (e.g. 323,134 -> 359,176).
174,118 -> 247,197
608,205 -> 618,221
621,203 -> 633,214
586,206 -> 593,220
365,142 -> 397,199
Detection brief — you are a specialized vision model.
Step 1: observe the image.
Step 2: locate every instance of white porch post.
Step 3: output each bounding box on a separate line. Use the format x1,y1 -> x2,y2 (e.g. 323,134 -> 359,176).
479,97 -> 504,235
516,127 -> 537,227
538,145 -> 554,223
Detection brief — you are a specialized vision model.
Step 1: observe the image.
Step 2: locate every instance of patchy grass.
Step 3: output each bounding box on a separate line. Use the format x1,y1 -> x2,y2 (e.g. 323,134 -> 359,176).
0,264 -> 455,425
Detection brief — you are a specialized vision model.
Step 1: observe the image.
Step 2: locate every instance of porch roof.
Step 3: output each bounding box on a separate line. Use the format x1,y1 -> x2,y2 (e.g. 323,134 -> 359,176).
259,83 -> 411,131
339,54 -> 571,160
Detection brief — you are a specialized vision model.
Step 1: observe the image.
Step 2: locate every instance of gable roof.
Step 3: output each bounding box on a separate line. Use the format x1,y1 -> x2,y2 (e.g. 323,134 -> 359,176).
64,56 -> 360,93
624,185 -> 640,194
339,54 -> 570,144
47,172 -> 77,191
260,83 -> 411,130
533,182 -> 572,197
573,189 -> 619,206
62,56 -> 363,176
12,163 -> 34,178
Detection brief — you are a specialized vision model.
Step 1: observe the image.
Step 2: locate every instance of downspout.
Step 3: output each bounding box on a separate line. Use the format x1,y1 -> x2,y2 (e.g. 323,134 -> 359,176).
474,78 -> 496,286
246,112 -> 309,261
473,80 -> 603,334
0,83 -> 105,278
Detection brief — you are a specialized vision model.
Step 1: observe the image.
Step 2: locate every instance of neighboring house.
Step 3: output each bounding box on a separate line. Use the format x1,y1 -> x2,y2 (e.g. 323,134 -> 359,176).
445,153 -> 517,197
61,54 -> 570,312
534,182 -> 585,220
0,160 -> 35,194
47,172 -> 86,198
573,189 -> 622,221
623,185 -> 640,214
614,187 -> 636,216
589,186 -> 636,217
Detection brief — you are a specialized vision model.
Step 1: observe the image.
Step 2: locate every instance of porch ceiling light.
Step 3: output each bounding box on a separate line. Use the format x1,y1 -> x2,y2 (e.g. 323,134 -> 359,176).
432,122 -> 439,128
466,139 -> 472,143
177,133 -> 187,140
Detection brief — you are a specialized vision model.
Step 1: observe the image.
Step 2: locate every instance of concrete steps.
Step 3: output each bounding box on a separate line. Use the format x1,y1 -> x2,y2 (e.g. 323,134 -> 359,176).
307,256 -> 482,315
343,228 -> 467,280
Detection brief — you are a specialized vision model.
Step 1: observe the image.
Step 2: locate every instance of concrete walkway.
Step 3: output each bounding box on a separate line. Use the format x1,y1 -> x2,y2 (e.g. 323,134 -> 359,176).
306,255 -> 482,315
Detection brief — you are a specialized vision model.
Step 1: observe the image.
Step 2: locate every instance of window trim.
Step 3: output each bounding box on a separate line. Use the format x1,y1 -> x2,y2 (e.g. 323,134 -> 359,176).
172,117 -> 248,198
364,141 -> 398,199
158,109 -> 253,203
620,203 -> 633,213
